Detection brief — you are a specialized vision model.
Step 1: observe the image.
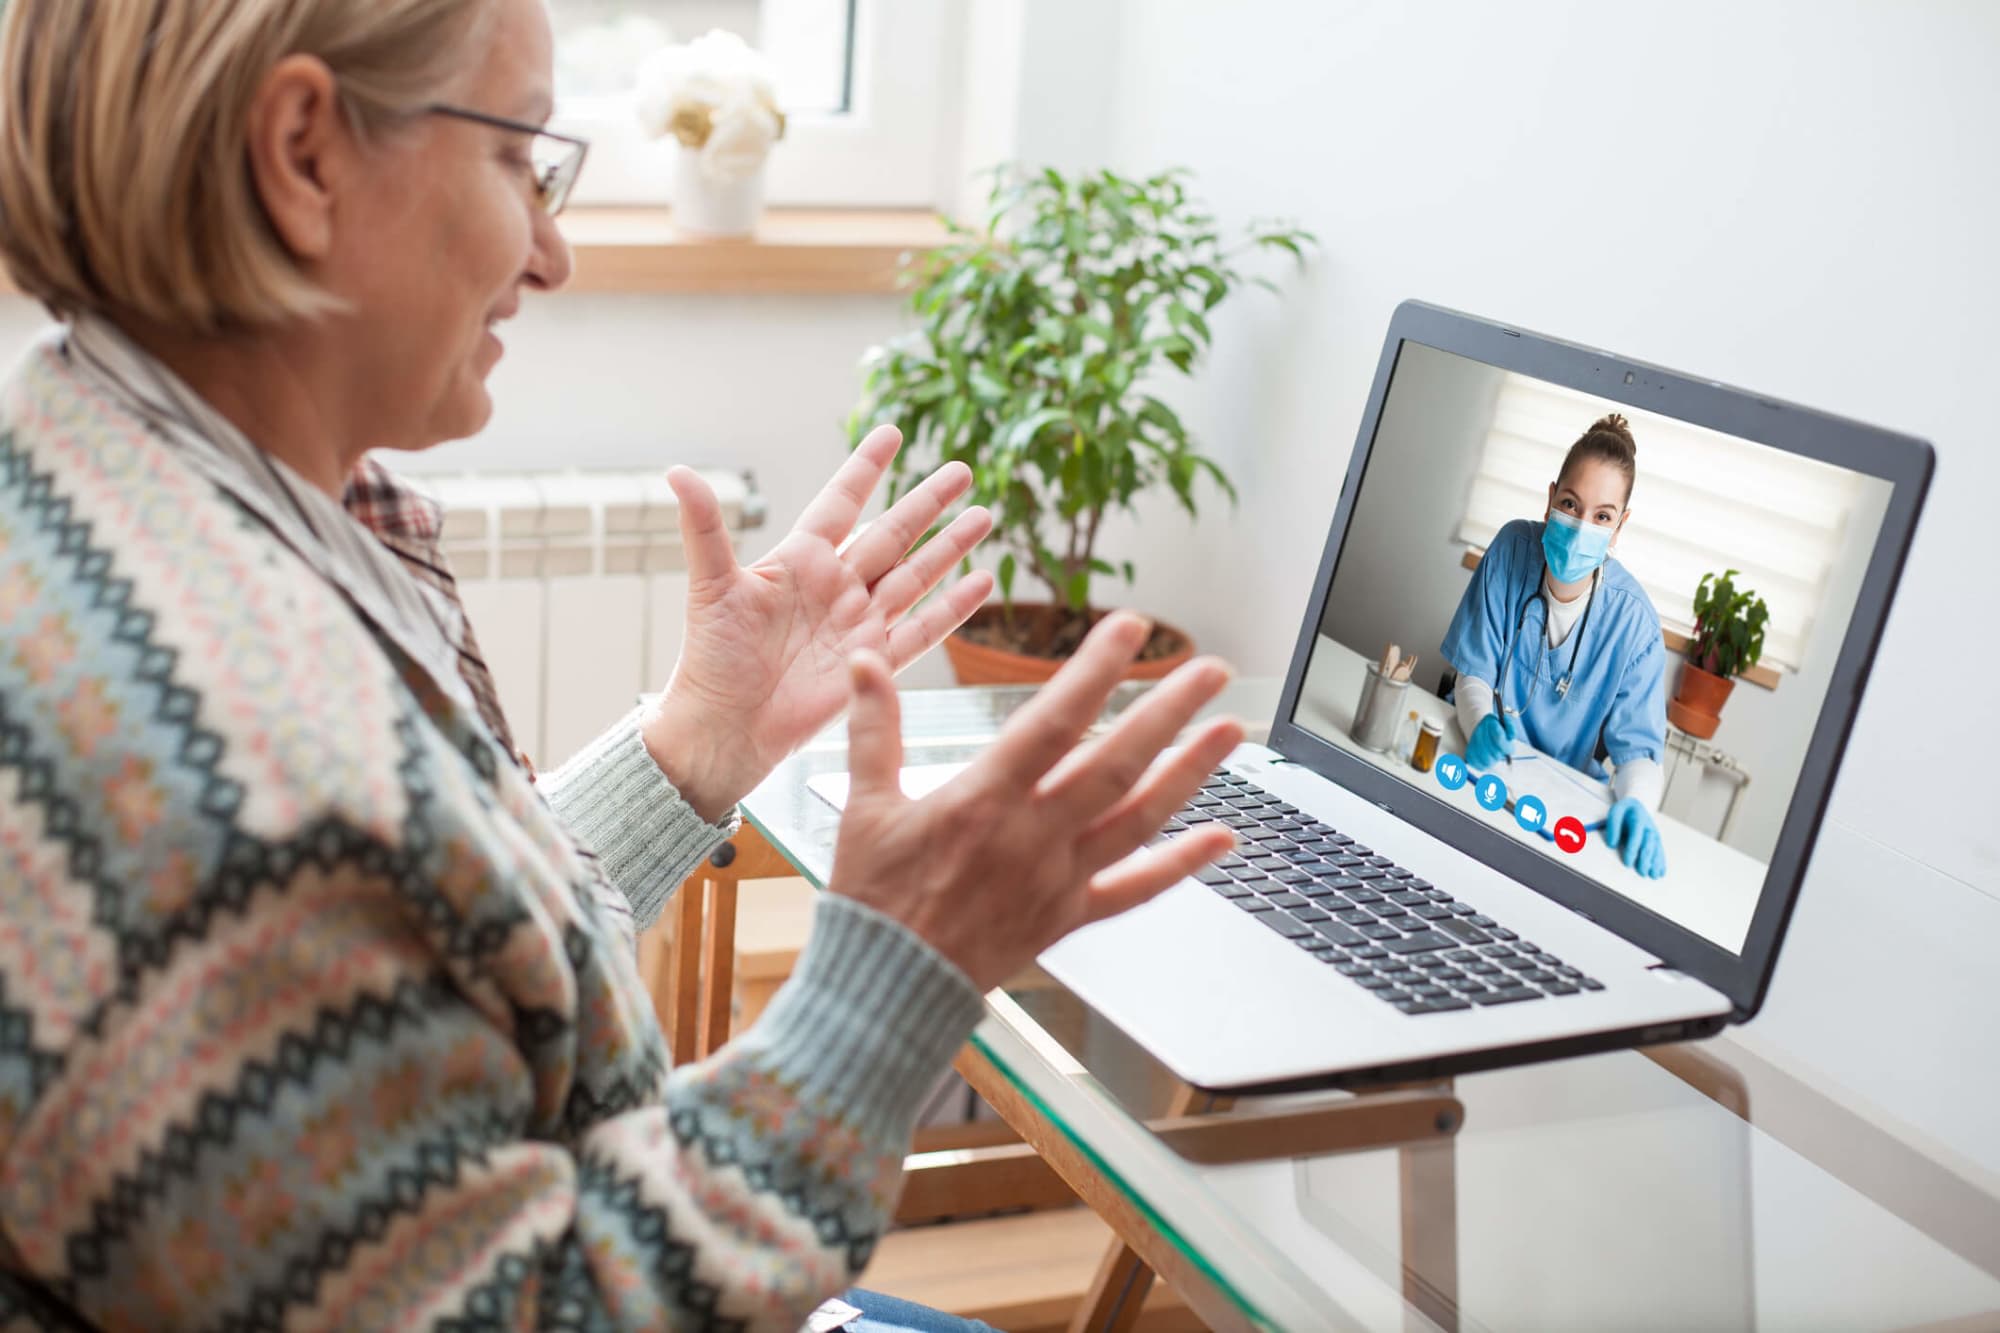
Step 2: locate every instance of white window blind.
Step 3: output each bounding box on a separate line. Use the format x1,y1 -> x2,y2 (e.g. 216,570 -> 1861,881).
1453,374 -> 1870,672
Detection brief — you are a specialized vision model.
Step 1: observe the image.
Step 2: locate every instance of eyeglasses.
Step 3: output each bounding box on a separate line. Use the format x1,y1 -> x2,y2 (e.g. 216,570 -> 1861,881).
426,104 -> 590,217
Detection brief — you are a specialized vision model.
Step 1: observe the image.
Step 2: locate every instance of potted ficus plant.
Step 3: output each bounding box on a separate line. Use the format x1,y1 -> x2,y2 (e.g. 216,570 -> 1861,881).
1668,568 -> 1770,739
851,166 -> 1314,684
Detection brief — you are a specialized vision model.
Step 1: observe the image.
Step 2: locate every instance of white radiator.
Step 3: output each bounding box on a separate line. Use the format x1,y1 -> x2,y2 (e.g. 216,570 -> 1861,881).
411,469 -> 765,768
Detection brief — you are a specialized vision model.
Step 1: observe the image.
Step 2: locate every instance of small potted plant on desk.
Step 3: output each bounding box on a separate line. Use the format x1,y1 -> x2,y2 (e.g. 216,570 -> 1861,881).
1667,568 -> 1770,739
851,166 -> 1314,684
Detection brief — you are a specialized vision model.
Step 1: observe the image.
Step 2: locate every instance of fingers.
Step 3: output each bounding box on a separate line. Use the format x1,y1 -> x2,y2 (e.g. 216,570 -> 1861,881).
1084,823 -> 1238,926
1074,715 -> 1245,871
843,651 -> 905,799
979,613 -> 1151,788
1040,656 -> 1233,820
1501,710 -> 1522,740
885,570 -> 995,671
667,466 -> 740,589
796,424 -> 902,544
870,505 -> 995,622
844,461 -> 975,587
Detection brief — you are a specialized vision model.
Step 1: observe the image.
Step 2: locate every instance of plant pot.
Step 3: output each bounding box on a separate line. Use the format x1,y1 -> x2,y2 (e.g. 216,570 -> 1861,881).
670,144 -> 766,237
1667,659 -> 1735,740
943,603 -> 1195,686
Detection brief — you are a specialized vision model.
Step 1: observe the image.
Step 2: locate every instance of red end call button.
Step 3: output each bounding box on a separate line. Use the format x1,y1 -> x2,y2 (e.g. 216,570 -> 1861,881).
1552,816 -> 1587,854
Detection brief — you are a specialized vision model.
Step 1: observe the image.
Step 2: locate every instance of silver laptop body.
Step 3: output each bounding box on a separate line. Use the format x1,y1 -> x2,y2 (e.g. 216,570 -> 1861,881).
1039,302 -> 1932,1093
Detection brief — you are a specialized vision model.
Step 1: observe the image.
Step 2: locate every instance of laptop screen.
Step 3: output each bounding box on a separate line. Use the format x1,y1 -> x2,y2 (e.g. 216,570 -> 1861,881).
1291,338 -> 1895,955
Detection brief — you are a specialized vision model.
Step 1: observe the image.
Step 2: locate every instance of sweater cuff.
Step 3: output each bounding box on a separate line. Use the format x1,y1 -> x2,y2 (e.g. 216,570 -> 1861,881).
538,707 -> 739,929
744,894 -> 986,1142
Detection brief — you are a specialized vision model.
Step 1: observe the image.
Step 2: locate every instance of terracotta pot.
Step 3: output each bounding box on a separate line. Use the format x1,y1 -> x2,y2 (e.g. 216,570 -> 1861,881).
1667,659 -> 1735,740
942,603 -> 1195,686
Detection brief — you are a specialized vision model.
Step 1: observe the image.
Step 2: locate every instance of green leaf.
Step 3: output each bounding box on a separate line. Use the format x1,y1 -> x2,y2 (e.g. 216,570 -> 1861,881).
997,551 -> 1017,603
1165,302 -> 1213,344
1005,406 -> 1070,452
1065,568 -> 1090,610
1138,396 -> 1188,442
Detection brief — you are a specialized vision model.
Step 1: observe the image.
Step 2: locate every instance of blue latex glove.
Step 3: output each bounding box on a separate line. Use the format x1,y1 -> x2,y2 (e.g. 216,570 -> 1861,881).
1464,710 -> 1521,770
1604,798 -> 1667,878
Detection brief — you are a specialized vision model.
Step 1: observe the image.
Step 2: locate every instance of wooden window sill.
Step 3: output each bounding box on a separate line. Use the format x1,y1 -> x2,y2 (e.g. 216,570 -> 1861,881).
0,207 -> 948,300
557,206 -> 949,295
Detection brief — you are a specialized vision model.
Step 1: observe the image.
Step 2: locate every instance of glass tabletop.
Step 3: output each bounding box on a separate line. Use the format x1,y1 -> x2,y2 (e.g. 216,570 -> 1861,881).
740,682 -> 2000,1332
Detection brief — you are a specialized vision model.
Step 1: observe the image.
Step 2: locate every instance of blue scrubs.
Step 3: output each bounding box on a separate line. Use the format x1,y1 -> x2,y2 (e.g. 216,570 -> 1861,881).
1441,519 -> 1667,780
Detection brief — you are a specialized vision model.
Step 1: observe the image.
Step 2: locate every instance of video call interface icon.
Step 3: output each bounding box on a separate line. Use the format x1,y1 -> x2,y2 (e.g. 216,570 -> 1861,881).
1433,753 -> 1588,855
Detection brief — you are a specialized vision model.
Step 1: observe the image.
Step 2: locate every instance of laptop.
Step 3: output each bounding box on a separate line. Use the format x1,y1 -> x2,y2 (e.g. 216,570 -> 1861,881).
1025,301 -> 1932,1092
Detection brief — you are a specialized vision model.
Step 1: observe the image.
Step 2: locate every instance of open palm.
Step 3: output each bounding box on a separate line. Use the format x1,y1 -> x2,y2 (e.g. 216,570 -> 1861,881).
649,426 -> 994,812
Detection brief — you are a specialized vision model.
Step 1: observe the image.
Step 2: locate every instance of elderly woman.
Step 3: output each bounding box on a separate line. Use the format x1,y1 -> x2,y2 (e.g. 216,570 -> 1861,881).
0,1 -> 1244,1330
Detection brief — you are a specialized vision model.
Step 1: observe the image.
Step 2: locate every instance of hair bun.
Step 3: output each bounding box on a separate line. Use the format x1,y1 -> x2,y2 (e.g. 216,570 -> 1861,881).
1590,413 -> 1636,454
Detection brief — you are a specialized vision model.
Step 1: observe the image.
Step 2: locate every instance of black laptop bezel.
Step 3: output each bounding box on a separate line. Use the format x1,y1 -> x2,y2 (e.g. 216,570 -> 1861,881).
1268,300 -> 1933,1020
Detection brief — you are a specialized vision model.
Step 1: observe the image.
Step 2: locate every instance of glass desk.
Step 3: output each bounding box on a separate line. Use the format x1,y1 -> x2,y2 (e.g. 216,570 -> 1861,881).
739,683 -> 2000,1332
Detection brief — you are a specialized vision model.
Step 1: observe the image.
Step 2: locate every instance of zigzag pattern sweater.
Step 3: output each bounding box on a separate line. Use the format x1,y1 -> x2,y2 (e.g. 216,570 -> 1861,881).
0,334 -> 985,1330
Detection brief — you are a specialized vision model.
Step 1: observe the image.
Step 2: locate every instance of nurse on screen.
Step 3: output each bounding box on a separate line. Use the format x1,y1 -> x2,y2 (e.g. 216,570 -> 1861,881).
1440,413 -> 1671,878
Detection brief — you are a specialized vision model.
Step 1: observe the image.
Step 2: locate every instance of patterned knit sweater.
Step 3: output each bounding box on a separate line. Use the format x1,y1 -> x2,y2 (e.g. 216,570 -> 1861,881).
0,335 -> 985,1330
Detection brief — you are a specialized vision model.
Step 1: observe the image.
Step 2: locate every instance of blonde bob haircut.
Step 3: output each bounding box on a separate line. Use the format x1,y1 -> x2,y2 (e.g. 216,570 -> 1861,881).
0,0 -> 492,334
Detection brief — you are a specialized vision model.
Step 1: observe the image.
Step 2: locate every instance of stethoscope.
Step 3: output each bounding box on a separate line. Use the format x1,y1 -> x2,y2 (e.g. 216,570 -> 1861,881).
1496,564 -> 1600,706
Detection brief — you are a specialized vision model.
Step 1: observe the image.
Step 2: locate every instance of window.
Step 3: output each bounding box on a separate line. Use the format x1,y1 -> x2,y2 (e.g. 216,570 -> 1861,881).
1454,374 -> 1873,672
552,0 -> 958,208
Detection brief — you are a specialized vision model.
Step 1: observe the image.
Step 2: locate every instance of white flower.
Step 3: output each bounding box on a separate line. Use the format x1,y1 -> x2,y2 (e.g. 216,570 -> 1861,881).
634,29 -> 781,149
700,95 -> 782,183
685,30 -> 778,104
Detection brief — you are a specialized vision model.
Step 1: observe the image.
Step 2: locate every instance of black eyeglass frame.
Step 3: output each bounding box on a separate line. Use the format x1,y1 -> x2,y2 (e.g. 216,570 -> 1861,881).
426,104 -> 590,217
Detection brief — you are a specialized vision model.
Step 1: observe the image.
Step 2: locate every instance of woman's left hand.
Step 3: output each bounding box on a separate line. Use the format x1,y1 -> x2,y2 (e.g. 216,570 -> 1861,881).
641,425 -> 994,822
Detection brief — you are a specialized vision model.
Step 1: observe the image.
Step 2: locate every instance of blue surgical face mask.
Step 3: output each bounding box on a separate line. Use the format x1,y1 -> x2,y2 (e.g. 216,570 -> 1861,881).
1542,510 -> 1613,583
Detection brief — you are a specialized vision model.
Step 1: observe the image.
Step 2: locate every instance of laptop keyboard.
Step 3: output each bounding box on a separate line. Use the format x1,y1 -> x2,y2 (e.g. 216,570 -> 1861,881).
1167,772 -> 1604,1016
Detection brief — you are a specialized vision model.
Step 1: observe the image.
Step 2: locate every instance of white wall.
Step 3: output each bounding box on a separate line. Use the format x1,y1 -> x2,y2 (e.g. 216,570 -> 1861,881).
1047,0 -> 2000,1171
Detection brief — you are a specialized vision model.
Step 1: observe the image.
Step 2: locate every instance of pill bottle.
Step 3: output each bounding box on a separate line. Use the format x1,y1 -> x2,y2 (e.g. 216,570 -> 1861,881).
1411,718 -> 1443,774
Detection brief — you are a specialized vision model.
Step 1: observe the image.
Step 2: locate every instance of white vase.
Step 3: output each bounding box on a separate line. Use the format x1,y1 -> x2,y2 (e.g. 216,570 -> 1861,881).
671,144 -> 767,237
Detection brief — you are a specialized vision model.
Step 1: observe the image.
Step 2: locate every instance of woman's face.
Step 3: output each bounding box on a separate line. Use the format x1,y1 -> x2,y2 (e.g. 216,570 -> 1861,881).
322,0 -> 572,451
1545,457 -> 1631,548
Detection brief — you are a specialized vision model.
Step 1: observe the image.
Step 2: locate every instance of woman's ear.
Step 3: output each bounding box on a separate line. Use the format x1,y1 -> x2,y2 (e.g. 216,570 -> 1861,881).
1613,507 -> 1632,547
1545,481 -> 1557,519
244,54 -> 346,263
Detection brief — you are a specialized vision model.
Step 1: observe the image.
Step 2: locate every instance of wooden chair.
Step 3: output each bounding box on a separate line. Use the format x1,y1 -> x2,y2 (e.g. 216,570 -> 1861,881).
649,822 -> 797,1066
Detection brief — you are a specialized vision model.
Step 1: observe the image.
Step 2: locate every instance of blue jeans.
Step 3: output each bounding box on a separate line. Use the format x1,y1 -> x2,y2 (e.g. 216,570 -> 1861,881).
842,1288 -> 996,1332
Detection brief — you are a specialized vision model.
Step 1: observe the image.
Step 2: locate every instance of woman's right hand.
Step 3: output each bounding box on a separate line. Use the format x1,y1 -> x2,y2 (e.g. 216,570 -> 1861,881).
828,613 -> 1245,992
1465,709 -> 1520,770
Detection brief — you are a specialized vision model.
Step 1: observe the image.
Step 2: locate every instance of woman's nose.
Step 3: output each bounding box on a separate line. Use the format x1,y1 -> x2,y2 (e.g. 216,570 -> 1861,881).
525,207 -> 574,292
